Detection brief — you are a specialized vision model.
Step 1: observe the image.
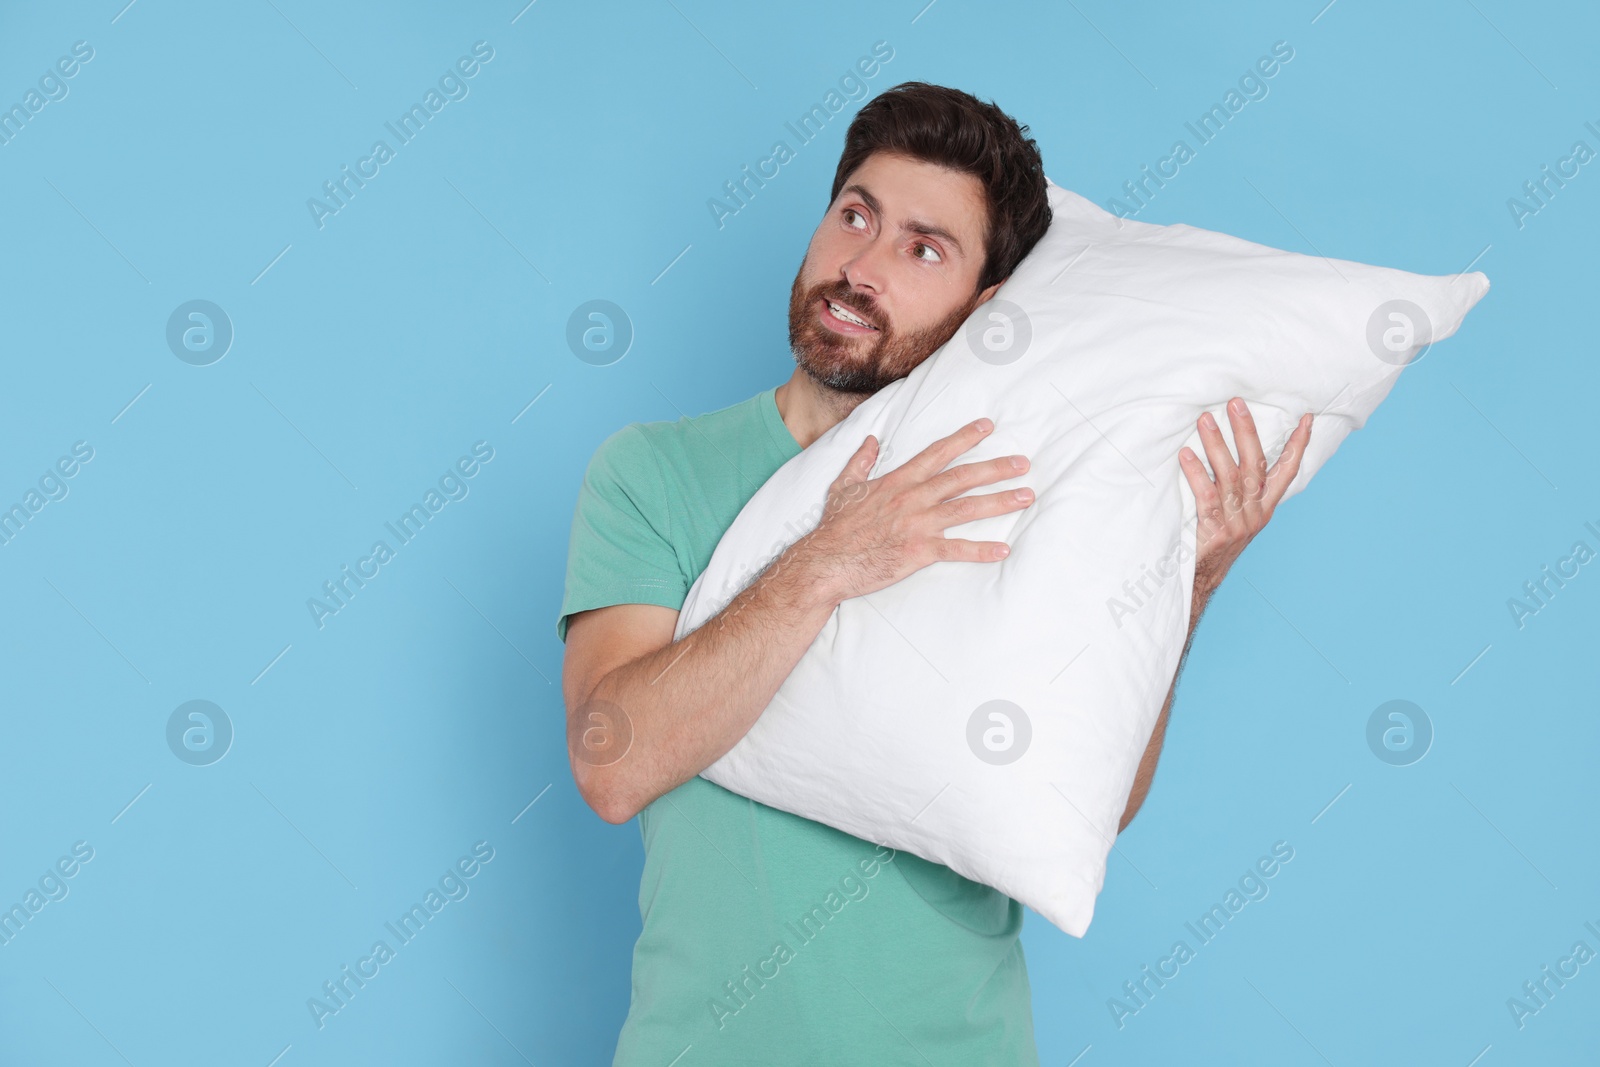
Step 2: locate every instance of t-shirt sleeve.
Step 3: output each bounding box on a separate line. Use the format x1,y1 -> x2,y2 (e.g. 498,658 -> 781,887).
556,424 -> 687,643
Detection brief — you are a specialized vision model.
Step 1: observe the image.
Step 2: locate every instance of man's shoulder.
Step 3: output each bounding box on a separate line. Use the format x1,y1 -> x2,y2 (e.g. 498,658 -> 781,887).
592,387 -> 772,469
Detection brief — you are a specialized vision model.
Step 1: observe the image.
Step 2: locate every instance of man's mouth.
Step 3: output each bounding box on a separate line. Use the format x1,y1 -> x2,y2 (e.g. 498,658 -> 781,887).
821,297 -> 879,333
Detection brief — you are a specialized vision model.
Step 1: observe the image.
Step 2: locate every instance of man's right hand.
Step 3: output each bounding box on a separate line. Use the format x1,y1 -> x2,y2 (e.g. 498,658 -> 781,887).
563,416 -> 1033,824
794,417 -> 1034,604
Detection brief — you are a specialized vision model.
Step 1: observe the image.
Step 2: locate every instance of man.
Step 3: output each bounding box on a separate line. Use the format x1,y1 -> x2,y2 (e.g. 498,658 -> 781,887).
557,82 -> 1312,1065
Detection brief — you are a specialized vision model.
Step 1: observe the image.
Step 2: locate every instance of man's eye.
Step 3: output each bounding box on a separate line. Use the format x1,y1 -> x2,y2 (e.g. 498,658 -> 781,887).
913,242 -> 942,264
842,208 -> 867,230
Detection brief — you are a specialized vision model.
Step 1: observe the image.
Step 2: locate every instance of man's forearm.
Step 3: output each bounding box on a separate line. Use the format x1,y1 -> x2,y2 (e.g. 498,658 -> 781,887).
1118,586 -> 1209,832
1119,676 -> 1175,833
573,547 -> 839,823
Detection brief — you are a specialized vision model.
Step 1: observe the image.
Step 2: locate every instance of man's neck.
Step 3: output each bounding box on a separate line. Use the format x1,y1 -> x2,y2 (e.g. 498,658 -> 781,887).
773,368 -> 872,450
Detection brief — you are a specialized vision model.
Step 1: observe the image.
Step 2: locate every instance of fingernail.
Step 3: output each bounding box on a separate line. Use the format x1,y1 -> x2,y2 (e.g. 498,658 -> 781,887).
1015,488 -> 1034,503
1010,454 -> 1027,470
1201,412 -> 1215,428
976,418 -> 993,432
995,544 -> 1010,558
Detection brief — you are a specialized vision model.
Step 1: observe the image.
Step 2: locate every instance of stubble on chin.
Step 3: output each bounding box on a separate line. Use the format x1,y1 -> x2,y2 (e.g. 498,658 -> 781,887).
787,275 -> 983,397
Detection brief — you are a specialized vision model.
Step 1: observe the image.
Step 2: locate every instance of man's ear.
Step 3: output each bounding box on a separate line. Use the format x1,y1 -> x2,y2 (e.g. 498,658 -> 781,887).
975,278 -> 1005,305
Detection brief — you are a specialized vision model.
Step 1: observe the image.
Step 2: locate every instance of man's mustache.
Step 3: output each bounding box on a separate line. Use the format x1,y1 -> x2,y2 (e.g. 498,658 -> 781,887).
817,286 -> 886,332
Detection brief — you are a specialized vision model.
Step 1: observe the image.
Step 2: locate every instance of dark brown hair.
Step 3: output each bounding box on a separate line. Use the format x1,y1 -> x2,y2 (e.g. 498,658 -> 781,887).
829,81 -> 1051,295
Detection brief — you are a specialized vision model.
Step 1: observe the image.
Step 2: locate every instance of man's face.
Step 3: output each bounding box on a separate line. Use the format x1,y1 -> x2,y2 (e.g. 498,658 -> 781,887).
787,151 -> 1001,395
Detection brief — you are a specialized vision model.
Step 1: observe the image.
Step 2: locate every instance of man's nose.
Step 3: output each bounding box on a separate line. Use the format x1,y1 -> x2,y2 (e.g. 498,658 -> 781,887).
840,239 -> 891,298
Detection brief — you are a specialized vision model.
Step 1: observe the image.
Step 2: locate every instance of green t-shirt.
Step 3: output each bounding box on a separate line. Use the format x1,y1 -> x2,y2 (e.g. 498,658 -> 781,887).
558,385 -> 1039,1066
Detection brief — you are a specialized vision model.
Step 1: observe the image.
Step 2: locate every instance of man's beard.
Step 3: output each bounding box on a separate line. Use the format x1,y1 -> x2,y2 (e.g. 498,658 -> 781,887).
786,265 -> 984,396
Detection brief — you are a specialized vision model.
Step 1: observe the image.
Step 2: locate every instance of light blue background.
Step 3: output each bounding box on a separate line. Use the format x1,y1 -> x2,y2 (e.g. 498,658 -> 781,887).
1,1 -> 1594,1064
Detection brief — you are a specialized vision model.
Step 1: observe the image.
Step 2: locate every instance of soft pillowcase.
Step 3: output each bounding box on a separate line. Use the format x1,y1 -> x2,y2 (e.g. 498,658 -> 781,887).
673,178 -> 1490,936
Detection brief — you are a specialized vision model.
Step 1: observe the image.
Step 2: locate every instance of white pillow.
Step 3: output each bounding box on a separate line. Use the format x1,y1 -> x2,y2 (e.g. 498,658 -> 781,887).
673,178 -> 1489,936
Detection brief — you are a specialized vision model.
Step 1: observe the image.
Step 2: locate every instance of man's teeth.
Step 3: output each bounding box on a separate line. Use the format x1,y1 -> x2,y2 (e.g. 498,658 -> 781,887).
828,301 -> 873,328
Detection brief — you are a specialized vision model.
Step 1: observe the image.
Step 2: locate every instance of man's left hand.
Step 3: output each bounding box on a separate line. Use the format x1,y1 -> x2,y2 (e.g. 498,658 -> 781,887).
1178,398 -> 1314,609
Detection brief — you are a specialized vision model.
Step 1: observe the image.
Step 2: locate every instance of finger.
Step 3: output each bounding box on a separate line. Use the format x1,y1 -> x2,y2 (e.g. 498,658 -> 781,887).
1180,447 -> 1227,544
930,484 -> 1035,530
832,434 -> 879,486
897,418 -> 995,484
929,536 -> 1013,563
1178,445 -> 1219,511
1262,413 -> 1314,509
1224,398 -> 1269,506
859,434 -> 880,471
1195,409 -> 1241,512
917,452 -> 1029,507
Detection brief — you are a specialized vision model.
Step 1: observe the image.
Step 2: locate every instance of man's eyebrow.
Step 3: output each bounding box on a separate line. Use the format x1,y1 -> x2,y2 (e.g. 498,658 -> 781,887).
840,183 -> 968,258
